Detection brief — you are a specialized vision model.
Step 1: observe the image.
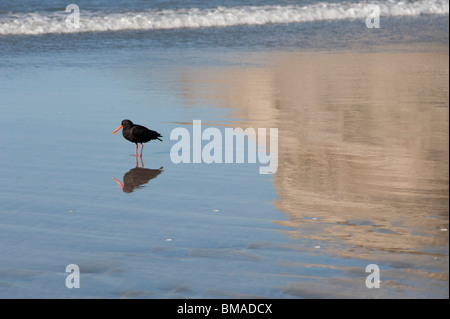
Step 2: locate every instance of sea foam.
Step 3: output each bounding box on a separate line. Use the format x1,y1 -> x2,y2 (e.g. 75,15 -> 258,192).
0,0 -> 448,35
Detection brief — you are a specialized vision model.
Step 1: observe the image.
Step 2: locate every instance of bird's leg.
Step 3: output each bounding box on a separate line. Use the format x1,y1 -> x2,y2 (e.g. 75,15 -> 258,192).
135,143 -> 138,157
139,143 -> 144,157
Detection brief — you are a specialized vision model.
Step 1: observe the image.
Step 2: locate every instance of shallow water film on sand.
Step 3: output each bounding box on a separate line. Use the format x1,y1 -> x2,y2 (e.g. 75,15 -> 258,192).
0,0 -> 448,299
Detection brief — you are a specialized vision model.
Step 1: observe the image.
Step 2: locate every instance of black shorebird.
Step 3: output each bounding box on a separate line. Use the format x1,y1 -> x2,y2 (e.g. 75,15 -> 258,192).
112,119 -> 162,157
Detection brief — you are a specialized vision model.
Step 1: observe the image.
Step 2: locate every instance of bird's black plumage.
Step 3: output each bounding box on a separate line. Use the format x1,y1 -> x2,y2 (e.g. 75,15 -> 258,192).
113,119 -> 162,156
121,119 -> 162,143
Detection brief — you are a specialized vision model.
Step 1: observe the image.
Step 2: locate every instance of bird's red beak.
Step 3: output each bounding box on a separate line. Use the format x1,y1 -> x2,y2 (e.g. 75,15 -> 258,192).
112,125 -> 123,135
112,177 -> 124,190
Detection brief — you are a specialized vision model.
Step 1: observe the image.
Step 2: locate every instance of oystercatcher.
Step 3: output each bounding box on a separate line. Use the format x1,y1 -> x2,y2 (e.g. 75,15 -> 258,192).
112,119 -> 162,157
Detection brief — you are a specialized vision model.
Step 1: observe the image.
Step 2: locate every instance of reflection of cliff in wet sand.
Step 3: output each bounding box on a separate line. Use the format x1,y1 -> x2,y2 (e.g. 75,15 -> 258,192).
114,166 -> 163,193
177,47 -> 449,262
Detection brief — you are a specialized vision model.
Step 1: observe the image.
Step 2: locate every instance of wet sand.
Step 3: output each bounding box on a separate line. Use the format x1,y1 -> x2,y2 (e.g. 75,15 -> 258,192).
178,45 -> 449,297
0,40 -> 448,298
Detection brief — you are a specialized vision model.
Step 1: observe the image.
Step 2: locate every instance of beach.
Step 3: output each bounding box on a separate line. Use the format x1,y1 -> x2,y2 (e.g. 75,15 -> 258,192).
0,0 -> 448,299
173,46 -> 450,297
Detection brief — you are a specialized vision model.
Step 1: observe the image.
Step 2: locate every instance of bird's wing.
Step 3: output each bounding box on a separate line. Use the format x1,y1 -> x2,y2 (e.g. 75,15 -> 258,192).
133,125 -> 162,140
132,125 -> 149,135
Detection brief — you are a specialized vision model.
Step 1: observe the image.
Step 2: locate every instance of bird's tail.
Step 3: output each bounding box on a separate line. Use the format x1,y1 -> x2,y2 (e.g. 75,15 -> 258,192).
157,137 -> 162,141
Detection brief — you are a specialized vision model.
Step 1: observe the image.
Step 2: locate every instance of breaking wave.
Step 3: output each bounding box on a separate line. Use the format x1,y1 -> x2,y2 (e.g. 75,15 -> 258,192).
0,0 -> 448,35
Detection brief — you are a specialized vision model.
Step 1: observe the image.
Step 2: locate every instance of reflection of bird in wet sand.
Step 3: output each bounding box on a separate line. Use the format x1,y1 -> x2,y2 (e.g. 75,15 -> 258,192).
113,160 -> 163,193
